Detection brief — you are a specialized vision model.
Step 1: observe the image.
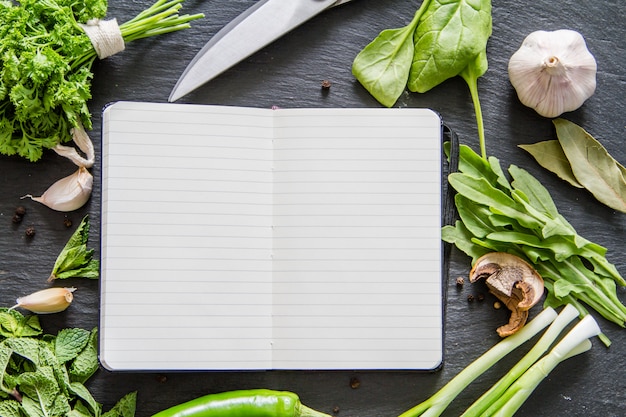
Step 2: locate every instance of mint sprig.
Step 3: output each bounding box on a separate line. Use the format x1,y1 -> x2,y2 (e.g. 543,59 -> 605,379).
50,215 -> 99,281
0,309 -> 135,417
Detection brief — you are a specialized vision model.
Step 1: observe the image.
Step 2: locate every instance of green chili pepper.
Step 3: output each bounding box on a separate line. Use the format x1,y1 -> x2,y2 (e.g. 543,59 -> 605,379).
151,389 -> 333,417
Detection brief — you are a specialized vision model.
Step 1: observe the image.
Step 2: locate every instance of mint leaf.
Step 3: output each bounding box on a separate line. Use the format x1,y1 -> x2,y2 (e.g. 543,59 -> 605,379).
4,338 -> 42,365
55,328 -> 90,364
69,328 -> 98,384
71,399 -> 97,417
0,318 -> 134,417
0,344 -> 14,395
0,309 -> 42,339
50,216 -> 99,281
18,368 -> 61,414
69,381 -> 102,415
0,400 -> 22,417
36,340 -> 72,399
102,391 -> 137,417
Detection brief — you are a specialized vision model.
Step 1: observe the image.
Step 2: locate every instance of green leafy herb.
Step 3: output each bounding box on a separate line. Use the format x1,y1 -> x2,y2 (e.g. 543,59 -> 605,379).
0,0 -> 203,162
0,309 -> 135,417
521,119 -> 626,213
442,143 -> 626,346
50,215 -> 99,281
0,309 -> 42,339
102,391 -> 137,417
351,3 -> 429,107
353,0 -> 492,157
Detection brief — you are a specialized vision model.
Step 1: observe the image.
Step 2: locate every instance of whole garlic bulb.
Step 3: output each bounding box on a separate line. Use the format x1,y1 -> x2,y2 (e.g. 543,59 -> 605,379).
508,29 -> 597,118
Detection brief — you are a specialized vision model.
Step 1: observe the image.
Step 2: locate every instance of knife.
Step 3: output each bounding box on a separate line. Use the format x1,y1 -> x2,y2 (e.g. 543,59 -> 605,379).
169,0 -> 355,102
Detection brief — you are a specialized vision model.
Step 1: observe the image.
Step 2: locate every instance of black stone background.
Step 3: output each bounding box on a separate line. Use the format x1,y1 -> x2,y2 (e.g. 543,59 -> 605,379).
1,0 -> 624,416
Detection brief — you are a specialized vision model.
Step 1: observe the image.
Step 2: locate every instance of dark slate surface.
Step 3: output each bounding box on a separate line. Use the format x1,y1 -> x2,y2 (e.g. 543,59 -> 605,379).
1,0 -> 624,416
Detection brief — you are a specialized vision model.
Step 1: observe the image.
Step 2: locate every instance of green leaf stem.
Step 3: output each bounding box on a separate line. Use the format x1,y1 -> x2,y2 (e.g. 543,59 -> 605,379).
353,0 -> 492,157
443,144 -> 626,345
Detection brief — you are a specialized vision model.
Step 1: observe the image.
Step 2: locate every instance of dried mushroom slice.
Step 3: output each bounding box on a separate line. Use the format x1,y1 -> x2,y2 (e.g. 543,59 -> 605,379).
469,252 -> 545,336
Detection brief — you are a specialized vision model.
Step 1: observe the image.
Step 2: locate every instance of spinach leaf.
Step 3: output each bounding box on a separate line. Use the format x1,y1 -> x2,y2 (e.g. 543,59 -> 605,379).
409,0 -> 492,157
408,0 -> 492,93
353,1 -> 492,158
352,1 -> 431,107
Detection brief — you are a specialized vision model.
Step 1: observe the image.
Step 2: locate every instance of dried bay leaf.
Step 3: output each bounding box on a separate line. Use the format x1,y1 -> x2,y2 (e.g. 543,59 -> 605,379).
553,118 -> 626,213
519,140 -> 584,188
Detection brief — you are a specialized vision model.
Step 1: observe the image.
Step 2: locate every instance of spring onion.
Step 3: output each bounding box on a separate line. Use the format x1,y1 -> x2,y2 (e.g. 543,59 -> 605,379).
397,305 -> 600,417
460,303 -> 579,416
397,307 -> 558,417
484,313 -> 600,416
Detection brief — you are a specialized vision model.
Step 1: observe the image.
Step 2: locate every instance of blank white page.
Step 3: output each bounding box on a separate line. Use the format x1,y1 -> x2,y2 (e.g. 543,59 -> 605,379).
271,108 -> 442,370
100,102 -> 274,371
100,102 -> 443,371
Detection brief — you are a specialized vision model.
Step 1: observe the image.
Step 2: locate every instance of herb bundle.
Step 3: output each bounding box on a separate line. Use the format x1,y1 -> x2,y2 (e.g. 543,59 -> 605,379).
442,143 -> 626,346
0,309 -> 136,417
0,0 -> 203,162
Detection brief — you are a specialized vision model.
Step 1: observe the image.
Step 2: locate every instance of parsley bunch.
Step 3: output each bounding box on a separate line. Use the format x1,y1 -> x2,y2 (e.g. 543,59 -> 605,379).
0,0 -> 203,162
0,309 -> 136,417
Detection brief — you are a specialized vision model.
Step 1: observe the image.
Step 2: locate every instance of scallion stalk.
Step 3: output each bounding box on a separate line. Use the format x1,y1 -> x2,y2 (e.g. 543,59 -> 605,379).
460,304 -> 579,417
397,307 -> 558,417
484,314 -> 600,416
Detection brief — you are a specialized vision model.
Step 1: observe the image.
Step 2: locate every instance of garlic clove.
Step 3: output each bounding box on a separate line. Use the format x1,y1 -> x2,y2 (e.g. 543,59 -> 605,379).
508,29 -> 597,118
11,287 -> 76,314
22,166 -> 93,212
52,123 -> 95,168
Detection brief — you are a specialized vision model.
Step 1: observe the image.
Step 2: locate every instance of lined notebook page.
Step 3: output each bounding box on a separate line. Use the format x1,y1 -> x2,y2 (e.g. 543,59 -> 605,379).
101,102 -> 275,370
100,102 -> 443,371
271,109 -> 442,369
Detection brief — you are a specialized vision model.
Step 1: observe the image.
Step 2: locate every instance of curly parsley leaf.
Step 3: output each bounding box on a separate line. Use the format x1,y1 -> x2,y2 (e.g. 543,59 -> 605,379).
0,0 -> 203,161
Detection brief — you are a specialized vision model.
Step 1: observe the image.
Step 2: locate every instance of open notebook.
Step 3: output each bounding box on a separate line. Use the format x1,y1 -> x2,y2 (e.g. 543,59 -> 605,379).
99,101 -> 444,371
